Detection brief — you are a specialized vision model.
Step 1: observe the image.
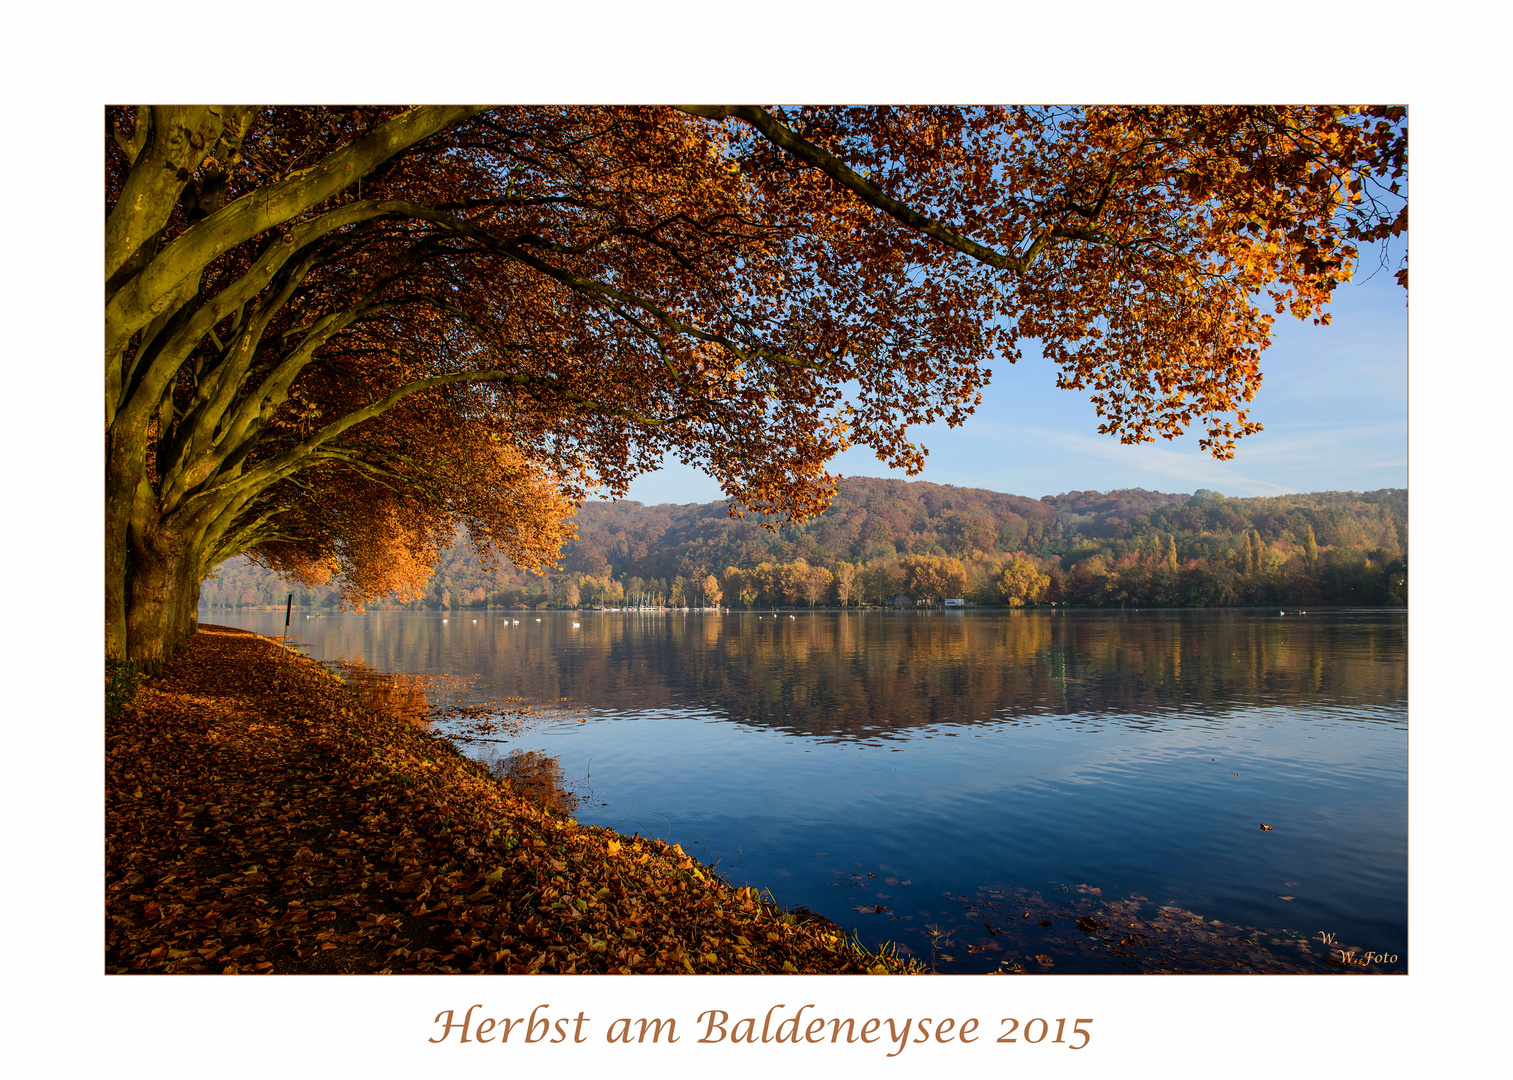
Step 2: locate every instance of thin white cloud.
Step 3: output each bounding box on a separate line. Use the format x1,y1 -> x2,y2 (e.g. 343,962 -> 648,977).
835,413 -> 1406,498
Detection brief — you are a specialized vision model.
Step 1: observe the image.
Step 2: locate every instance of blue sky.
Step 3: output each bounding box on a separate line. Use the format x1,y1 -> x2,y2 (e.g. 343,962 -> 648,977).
622,246 -> 1408,505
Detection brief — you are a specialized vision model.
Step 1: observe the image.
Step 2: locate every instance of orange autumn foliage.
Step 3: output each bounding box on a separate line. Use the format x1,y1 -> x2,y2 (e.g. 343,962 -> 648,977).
105,105 -> 1405,667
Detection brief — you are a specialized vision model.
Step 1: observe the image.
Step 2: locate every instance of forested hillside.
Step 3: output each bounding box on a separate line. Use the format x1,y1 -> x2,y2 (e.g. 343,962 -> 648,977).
203,479 -> 1407,611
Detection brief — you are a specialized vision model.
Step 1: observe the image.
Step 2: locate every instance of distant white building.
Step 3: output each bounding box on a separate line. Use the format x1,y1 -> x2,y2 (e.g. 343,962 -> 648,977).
944,597 -> 965,607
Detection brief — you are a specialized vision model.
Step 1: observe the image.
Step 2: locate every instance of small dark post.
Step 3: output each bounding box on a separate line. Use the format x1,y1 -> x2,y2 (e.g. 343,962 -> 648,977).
282,593 -> 293,646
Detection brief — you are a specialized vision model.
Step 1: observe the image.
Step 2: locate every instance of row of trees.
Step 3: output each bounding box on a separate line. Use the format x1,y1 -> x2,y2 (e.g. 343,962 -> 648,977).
554,479 -> 1404,584
205,482 -> 1406,610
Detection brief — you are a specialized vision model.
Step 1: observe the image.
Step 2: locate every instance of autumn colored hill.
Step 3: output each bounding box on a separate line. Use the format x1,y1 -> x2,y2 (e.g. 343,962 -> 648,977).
105,626 -> 917,974
204,478 -> 1407,611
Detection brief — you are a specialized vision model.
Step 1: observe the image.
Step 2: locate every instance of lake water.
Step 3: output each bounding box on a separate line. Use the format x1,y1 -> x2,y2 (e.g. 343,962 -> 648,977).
205,606 -> 1407,974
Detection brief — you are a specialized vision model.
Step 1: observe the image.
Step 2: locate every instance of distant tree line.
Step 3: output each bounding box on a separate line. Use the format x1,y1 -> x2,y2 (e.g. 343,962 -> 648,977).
202,478 -> 1407,611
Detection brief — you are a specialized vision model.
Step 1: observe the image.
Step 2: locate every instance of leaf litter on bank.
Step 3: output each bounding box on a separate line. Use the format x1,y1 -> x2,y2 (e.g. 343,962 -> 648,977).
106,625 -> 920,975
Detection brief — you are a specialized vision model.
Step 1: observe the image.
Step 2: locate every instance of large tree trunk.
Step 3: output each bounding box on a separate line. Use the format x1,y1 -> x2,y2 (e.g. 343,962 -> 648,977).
105,422 -> 153,663
108,396 -> 220,670
105,439 -> 133,663
125,543 -> 189,675
123,509 -> 203,675
174,558 -> 202,644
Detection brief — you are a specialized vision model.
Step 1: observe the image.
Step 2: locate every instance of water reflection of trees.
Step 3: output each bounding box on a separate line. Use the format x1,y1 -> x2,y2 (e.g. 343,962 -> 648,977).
308,611 -> 1405,741
487,750 -> 579,815
686,612 -> 1407,738
332,660 -> 434,727
329,659 -> 581,814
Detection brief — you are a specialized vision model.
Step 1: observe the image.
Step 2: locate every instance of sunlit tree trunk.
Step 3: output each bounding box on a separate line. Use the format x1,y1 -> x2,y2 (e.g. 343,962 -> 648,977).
125,524 -> 192,675
105,428 -> 146,662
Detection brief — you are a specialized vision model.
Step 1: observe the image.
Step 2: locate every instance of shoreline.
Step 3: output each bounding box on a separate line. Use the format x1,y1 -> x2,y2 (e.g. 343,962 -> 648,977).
105,625 -> 918,974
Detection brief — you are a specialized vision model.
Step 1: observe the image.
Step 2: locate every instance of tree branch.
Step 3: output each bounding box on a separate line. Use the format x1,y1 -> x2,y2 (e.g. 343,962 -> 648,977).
678,106 -> 1044,274
107,106 -> 490,352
